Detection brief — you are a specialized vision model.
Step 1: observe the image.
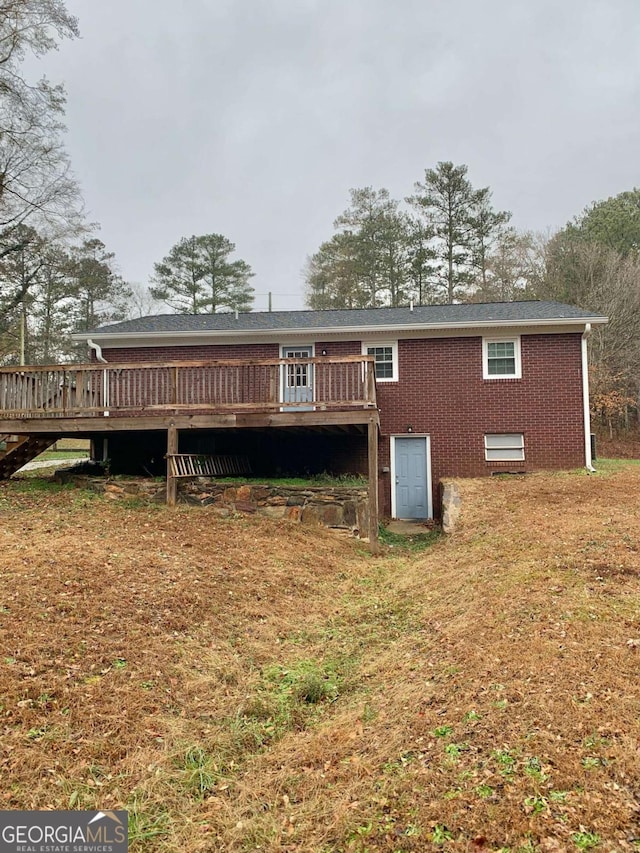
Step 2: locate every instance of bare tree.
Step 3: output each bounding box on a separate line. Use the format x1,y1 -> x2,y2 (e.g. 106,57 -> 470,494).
471,228 -> 534,302
125,281 -> 165,319
532,233 -> 640,428
0,0 -> 83,327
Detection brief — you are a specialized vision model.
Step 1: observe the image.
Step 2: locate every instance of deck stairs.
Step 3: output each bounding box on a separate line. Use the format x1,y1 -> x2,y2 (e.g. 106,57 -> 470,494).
0,434 -> 59,479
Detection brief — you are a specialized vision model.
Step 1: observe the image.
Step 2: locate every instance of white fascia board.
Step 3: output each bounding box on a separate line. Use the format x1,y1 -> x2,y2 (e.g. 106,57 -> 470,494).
74,316 -> 608,348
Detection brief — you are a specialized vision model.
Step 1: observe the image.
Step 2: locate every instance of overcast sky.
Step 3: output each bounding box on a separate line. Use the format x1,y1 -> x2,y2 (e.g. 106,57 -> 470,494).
40,0 -> 640,311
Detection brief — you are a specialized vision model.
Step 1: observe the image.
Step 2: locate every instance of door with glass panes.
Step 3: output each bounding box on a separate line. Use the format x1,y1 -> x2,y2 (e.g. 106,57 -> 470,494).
281,345 -> 314,409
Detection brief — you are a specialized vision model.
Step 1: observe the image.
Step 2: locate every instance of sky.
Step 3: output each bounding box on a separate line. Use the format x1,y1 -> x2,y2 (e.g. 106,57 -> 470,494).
38,0 -> 640,311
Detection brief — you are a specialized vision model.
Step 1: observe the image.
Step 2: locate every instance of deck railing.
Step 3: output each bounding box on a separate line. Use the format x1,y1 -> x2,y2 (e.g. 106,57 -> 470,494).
0,355 -> 377,419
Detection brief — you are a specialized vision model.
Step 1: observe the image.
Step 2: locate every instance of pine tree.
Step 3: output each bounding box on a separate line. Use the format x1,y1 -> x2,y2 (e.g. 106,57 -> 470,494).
305,188 -> 411,308
469,188 -> 511,294
151,234 -> 254,314
197,234 -> 254,313
407,162 -> 479,303
71,239 -> 131,332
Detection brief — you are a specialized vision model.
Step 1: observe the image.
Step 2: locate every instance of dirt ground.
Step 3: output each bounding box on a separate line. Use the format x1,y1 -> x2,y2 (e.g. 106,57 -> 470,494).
1,463 -> 640,851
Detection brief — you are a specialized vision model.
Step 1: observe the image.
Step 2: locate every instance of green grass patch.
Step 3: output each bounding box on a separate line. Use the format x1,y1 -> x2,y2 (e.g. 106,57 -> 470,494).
220,658 -> 346,762
177,746 -> 218,798
593,457 -> 640,474
211,473 -> 368,488
127,792 -> 172,848
264,658 -> 340,704
379,524 -> 442,552
9,478 -> 72,493
36,450 -> 90,461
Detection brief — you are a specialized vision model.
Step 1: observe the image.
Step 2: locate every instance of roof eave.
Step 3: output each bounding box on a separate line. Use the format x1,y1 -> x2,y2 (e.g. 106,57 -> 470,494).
72,315 -> 608,344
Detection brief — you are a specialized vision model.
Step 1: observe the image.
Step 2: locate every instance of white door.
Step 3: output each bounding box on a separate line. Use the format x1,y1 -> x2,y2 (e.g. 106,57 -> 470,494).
392,435 -> 432,519
282,346 -> 314,409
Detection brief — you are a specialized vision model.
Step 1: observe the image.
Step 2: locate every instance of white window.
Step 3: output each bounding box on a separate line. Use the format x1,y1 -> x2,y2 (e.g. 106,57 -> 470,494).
484,433 -> 525,462
362,341 -> 398,382
483,337 -> 521,379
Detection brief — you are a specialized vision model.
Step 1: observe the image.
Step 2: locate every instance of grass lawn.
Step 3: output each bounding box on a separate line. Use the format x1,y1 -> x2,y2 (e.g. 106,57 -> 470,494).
593,457 -> 640,474
35,449 -> 90,461
1,462 -> 639,851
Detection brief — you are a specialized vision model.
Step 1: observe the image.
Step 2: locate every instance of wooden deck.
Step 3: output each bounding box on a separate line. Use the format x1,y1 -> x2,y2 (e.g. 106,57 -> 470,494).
0,355 -> 381,549
0,355 -> 378,432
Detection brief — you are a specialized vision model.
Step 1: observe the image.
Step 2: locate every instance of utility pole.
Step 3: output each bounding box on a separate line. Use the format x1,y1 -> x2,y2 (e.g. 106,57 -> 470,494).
19,306 -> 26,366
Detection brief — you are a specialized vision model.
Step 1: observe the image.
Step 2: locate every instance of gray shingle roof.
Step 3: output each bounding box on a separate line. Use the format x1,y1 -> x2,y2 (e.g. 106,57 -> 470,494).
88,301 -> 605,336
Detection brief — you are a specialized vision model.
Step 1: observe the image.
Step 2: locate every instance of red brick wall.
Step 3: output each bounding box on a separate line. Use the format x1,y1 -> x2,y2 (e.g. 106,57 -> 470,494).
315,341 -> 361,358
376,333 -> 585,515
102,343 -> 279,362
102,341 -> 359,363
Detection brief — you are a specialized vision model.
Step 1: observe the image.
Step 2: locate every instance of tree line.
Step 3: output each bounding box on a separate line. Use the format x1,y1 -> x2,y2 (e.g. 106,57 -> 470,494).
1,1 -> 637,433
305,164 -> 514,309
0,1 -> 255,364
304,169 -> 640,433
0,224 -> 256,363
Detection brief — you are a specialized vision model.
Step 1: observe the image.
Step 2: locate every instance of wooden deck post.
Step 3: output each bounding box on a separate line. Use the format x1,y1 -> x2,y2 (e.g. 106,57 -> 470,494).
269,364 -> 278,405
367,416 -> 379,553
166,422 -> 178,507
171,366 -> 178,406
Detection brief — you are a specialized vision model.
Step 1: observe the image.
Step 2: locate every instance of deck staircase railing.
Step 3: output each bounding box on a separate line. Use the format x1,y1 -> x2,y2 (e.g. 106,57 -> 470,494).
0,434 -> 58,478
0,356 -> 377,419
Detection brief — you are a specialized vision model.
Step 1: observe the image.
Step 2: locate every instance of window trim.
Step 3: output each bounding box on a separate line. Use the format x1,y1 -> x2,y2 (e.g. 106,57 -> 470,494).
484,433 -> 525,462
362,340 -> 399,383
482,336 -> 522,380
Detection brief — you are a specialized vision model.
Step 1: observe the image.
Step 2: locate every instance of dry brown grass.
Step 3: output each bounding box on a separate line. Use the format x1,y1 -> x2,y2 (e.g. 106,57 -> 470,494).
597,431 -> 640,460
1,464 -> 640,852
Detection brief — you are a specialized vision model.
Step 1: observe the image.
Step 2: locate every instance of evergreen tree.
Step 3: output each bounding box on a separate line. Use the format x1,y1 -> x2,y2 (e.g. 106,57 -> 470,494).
71,238 -> 131,332
151,235 -> 202,314
151,233 -> 254,314
305,232 -> 365,309
0,225 -> 45,339
306,168 -> 511,309
30,246 -> 76,362
305,187 -> 411,308
407,161 -> 480,303
198,234 -> 254,313
405,217 -> 437,305
469,187 -> 511,294
565,189 -> 640,257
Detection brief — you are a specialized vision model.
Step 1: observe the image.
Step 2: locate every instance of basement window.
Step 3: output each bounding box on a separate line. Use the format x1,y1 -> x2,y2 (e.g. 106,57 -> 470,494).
483,337 -> 521,379
362,341 -> 398,382
484,433 -> 525,462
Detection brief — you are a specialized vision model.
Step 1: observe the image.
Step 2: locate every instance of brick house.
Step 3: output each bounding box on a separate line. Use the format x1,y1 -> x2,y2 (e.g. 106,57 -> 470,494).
0,300 -> 606,530
57,299 -> 605,520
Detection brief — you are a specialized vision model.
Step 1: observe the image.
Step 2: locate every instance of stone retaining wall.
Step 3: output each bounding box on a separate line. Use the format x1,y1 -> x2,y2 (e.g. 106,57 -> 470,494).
56,473 -> 369,535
